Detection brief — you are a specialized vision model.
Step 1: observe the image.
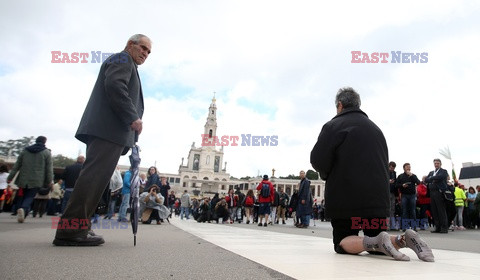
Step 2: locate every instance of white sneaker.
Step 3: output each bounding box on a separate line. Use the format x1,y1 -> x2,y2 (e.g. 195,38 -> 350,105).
459,226 -> 466,230
17,208 -> 25,223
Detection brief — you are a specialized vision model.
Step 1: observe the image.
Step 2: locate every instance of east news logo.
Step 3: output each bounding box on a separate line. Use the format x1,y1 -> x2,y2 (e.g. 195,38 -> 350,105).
351,51 -> 428,63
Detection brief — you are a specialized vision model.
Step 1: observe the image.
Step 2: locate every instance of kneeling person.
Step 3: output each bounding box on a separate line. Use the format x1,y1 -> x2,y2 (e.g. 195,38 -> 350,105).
310,87 -> 434,262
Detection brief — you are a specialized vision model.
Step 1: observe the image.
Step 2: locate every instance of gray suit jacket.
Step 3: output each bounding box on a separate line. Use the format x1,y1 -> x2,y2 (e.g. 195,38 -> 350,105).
76,51 -> 144,154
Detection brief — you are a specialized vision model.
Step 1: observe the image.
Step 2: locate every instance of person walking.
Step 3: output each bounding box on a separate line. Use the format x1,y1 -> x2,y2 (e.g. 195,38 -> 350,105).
7,136 -> 53,223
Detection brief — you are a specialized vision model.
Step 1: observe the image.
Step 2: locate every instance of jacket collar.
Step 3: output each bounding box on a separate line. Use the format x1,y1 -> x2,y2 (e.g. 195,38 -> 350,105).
332,107 -> 368,120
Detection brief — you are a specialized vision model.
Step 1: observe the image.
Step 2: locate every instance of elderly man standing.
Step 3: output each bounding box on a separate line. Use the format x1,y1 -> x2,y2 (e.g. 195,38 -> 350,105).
423,159 -> 450,233
7,136 -> 53,223
53,34 -> 151,246
311,87 -> 434,262
296,170 -> 313,228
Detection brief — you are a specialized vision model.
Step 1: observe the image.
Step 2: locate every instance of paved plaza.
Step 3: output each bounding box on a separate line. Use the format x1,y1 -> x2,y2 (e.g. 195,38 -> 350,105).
1,212 -> 480,279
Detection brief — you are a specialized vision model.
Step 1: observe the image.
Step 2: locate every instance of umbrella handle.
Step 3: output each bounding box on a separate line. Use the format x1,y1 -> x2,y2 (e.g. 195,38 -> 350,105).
135,131 -> 139,143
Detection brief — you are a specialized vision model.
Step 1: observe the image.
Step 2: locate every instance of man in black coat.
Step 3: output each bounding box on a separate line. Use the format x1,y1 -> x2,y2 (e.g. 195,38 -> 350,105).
53,34 -> 151,246
423,159 -> 449,233
388,161 -> 399,230
296,170 -> 312,228
310,87 -> 434,262
61,155 -> 85,213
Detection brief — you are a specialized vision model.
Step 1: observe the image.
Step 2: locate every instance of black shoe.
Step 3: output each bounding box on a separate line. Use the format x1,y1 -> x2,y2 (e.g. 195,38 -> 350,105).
53,235 -> 105,246
258,223 -> 263,226
264,223 -> 267,227
430,230 -> 441,233
282,221 -> 286,224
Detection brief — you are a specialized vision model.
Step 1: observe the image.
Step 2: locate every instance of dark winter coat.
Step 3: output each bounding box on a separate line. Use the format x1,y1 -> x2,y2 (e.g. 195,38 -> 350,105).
296,178 -> 313,216
310,108 -> 389,219
62,162 -> 83,188
7,143 -> 53,188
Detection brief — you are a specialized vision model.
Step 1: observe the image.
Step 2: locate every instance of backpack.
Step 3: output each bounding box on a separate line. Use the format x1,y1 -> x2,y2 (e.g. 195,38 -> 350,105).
261,183 -> 270,198
245,196 -> 254,206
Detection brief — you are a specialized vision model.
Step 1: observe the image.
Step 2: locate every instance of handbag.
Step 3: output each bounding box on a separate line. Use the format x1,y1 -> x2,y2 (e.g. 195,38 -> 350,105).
38,186 -> 51,196
442,189 -> 454,202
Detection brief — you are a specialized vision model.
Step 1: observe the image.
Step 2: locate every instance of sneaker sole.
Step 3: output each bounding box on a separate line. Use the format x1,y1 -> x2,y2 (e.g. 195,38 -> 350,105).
17,209 -> 25,223
52,238 -> 105,246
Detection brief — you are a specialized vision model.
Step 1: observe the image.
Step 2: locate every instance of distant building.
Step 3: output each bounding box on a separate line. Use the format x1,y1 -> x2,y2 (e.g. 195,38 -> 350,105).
459,162 -> 480,187
177,96 -> 231,196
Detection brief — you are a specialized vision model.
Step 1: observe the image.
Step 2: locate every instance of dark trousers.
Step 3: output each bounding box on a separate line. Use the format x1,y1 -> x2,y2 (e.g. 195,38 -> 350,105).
55,137 -> 124,238
61,189 -> 73,214
429,188 -> 448,231
47,198 -> 60,215
142,209 -> 160,224
15,188 -> 38,218
32,199 -> 48,217
418,203 -> 431,228
401,194 -> 416,229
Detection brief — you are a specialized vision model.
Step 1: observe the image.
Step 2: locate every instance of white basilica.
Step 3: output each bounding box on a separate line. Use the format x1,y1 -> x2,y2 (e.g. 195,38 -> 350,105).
177,96 -> 231,195
147,96 -> 326,202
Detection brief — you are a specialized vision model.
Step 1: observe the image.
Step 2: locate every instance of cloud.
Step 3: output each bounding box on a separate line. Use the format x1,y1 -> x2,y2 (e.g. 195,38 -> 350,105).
0,0 -> 479,179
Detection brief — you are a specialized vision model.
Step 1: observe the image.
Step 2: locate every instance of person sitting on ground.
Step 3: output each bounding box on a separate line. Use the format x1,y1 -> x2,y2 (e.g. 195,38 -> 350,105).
139,185 -> 169,224
196,197 -> 212,223
214,198 -> 230,224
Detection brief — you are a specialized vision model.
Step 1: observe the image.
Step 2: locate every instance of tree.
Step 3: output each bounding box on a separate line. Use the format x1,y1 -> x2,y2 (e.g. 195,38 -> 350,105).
0,136 -> 35,157
306,169 -> 319,180
279,174 -> 300,180
52,154 -> 76,168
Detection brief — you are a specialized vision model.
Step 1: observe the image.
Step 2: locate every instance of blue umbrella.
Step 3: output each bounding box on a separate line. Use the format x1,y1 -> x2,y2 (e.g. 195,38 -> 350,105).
129,144 -> 141,246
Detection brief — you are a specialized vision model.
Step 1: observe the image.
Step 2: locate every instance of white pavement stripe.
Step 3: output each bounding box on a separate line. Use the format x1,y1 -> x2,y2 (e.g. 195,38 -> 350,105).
171,219 -> 480,280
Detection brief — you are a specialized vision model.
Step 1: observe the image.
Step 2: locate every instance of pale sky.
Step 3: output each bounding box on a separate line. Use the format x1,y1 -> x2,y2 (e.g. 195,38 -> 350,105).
1,0 -> 479,179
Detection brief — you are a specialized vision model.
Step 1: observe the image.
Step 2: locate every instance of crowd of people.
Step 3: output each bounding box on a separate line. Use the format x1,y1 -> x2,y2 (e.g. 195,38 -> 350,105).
2,158 -> 480,233
182,173 -> 318,227
1,158 -> 325,230
387,160 -> 480,232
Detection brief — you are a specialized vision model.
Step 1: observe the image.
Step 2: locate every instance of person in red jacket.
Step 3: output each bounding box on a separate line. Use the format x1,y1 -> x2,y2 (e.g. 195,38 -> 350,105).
256,175 -> 275,227
225,188 -> 238,224
416,182 -> 431,230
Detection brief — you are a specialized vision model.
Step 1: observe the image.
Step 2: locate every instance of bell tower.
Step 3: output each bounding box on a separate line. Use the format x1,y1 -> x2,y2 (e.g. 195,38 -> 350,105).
203,94 -> 217,144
